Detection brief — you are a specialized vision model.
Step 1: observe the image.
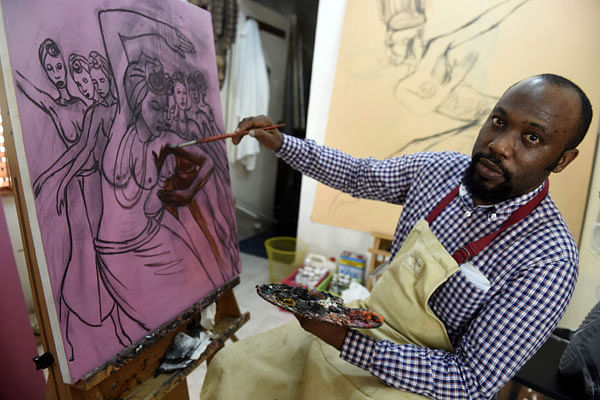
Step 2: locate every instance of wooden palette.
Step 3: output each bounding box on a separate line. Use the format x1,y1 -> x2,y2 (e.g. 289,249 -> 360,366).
256,283 -> 383,329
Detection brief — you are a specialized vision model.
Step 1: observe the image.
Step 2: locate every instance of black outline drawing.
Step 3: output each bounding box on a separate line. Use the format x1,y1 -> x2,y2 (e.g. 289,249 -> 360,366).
326,0 -> 531,216
15,38 -> 87,146
68,53 -> 99,105
377,0 -> 530,156
17,8 -> 239,362
32,49 -> 123,360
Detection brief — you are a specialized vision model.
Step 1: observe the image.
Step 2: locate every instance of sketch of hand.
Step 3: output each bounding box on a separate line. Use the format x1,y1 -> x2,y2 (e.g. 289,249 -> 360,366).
432,51 -> 478,88
152,145 -> 176,177
56,180 -> 68,215
159,24 -> 195,58
32,174 -> 47,198
157,166 -> 213,207
394,50 -> 478,116
153,145 -> 212,207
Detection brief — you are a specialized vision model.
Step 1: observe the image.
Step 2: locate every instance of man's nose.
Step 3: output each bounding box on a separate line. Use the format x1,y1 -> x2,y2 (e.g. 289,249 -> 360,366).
488,130 -> 515,158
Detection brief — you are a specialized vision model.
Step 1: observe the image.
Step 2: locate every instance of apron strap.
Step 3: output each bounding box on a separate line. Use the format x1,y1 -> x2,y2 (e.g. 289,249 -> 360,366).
426,179 -> 549,264
425,185 -> 460,225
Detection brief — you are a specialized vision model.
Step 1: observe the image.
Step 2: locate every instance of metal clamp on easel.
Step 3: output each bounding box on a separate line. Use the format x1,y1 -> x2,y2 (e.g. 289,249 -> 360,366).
33,352 -> 54,370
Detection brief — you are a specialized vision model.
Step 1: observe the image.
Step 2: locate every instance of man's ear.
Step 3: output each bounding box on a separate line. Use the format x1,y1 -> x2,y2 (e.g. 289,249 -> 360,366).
552,149 -> 579,173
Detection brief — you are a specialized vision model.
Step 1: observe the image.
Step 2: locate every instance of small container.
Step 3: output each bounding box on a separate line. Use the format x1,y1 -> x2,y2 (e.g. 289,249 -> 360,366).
305,253 -> 337,274
337,251 -> 366,283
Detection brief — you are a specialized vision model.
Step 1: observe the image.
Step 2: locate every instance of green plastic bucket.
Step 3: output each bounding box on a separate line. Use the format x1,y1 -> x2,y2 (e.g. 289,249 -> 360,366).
264,237 -> 307,283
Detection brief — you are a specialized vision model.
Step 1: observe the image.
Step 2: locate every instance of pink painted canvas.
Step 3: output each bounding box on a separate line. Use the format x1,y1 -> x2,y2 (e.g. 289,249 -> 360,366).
0,0 -> 241,382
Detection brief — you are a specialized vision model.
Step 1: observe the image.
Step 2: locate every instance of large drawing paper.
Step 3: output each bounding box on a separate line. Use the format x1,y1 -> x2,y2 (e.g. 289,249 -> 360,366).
311,0 -> 600,242
0,0 -> 240,382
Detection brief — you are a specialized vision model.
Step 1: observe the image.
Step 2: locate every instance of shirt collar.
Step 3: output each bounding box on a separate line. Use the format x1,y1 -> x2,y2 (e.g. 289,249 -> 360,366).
459,181 -> 547,216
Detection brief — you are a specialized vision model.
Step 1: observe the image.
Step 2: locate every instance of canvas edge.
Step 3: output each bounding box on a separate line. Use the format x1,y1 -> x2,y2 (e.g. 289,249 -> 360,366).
0,2 -> 72,384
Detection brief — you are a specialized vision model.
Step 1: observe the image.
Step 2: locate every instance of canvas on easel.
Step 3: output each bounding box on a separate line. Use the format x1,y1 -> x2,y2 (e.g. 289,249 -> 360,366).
0,0 -> 241,384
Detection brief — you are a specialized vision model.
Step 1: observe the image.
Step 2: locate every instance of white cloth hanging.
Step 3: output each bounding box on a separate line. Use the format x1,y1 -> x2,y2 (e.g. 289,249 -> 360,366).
222,16 -> 270,171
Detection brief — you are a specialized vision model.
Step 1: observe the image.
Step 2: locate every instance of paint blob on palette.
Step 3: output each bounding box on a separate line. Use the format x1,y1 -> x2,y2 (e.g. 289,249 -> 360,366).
256,284 -> 383,329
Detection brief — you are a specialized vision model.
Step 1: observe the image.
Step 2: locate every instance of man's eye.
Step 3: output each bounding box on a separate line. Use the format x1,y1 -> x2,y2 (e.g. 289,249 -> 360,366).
492,116 -> 504,126
525,133 -> 540,143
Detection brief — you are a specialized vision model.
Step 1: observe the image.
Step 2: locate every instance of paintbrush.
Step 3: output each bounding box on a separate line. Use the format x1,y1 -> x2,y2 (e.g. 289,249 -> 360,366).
170,123 -> 285,148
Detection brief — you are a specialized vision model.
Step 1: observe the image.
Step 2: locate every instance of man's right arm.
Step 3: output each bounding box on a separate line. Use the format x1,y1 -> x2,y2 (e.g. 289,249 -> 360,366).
234,115 -> 425,204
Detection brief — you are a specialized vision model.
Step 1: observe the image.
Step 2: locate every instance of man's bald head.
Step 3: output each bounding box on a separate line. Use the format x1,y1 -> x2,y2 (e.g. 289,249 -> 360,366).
511,74 -> 592,150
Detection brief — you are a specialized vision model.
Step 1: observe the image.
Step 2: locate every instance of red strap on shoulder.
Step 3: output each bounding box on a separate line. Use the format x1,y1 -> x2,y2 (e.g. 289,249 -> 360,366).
425,185 -> 460,224
451,179 -> 549,264
425,179 -> 549,264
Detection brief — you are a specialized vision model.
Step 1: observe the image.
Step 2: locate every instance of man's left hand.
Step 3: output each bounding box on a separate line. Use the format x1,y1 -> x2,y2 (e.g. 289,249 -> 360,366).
295,315 -> 349,350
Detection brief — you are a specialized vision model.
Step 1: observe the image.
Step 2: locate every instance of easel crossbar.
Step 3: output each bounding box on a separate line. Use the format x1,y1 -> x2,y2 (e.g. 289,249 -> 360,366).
73,276 -> 242,393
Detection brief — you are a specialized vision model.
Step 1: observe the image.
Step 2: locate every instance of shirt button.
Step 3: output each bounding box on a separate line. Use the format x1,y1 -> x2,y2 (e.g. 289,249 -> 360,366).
490,213 -> 497,221
464,210 -> 472,218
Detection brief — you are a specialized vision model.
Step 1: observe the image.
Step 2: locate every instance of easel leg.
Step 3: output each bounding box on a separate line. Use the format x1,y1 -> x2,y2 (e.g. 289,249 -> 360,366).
214,288 -> 241,323
165,377 -> 191,400
45,379 -> 58,400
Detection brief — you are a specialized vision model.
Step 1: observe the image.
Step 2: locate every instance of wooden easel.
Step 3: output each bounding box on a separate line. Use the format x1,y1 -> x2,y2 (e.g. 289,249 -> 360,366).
0,46 -> 249,400
366,232 -> 394,290
59,282 -> 249,400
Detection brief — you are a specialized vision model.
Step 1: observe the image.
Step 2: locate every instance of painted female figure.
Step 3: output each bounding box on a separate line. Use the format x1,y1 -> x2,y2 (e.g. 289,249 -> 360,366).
167,71 -> 238,276
32,51 -> 121,360
94,8 -> 233,334
96,54 -> 218,330
16,38 -> 86,147
68,53 -> 100,105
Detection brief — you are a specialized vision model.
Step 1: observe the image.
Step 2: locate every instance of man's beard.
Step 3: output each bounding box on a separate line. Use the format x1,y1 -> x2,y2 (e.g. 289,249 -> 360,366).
463,152 -> 513,204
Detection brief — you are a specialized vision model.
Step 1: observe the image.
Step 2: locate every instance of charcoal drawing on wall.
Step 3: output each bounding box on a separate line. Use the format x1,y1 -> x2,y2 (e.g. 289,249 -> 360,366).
1,0 -> 240,382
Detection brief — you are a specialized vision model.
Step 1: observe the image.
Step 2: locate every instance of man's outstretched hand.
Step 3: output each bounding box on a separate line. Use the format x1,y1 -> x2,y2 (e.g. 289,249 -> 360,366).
295,315 -> 349,350
234,115 -> 283,152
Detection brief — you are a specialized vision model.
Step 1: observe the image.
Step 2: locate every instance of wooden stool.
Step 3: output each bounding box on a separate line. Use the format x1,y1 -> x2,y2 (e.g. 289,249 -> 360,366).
366,232 -> 394,290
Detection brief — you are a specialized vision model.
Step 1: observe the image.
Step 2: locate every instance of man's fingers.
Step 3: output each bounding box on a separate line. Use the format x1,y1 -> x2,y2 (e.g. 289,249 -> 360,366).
236,115 -> 274,133
233,116 -> 282,151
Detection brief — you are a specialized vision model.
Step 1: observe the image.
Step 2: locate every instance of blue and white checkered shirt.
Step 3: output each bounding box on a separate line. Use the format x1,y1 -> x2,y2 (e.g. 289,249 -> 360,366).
275,134 -> 578,400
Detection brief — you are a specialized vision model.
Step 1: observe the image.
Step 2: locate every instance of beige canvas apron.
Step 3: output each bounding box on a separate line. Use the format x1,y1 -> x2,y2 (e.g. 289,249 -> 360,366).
202,181 -> 548,399
202,219 -> 458,400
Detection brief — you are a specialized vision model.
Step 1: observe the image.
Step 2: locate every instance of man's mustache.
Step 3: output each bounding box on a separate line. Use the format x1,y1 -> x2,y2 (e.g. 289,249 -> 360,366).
473,152 -> 511,179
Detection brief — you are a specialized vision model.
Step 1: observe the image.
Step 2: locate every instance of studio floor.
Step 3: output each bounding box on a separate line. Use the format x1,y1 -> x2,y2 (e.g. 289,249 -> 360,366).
186,252 -> 294,398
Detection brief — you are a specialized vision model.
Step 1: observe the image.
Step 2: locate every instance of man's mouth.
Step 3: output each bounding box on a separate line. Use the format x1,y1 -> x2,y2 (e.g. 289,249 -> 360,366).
56,80 -> 65,88
475,157 -> 504,180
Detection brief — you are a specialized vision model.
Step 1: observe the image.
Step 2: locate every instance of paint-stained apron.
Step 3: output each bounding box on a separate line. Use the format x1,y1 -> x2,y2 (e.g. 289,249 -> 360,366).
201,181 -> 548,400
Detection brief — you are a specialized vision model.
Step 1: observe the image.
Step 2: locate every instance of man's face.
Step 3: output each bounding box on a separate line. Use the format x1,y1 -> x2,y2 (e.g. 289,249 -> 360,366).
465,78 -> 580,204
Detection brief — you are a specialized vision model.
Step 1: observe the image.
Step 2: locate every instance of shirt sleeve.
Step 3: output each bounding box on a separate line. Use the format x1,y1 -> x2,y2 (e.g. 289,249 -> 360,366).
275,134 -> 431,204
340,260 -> 577,400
